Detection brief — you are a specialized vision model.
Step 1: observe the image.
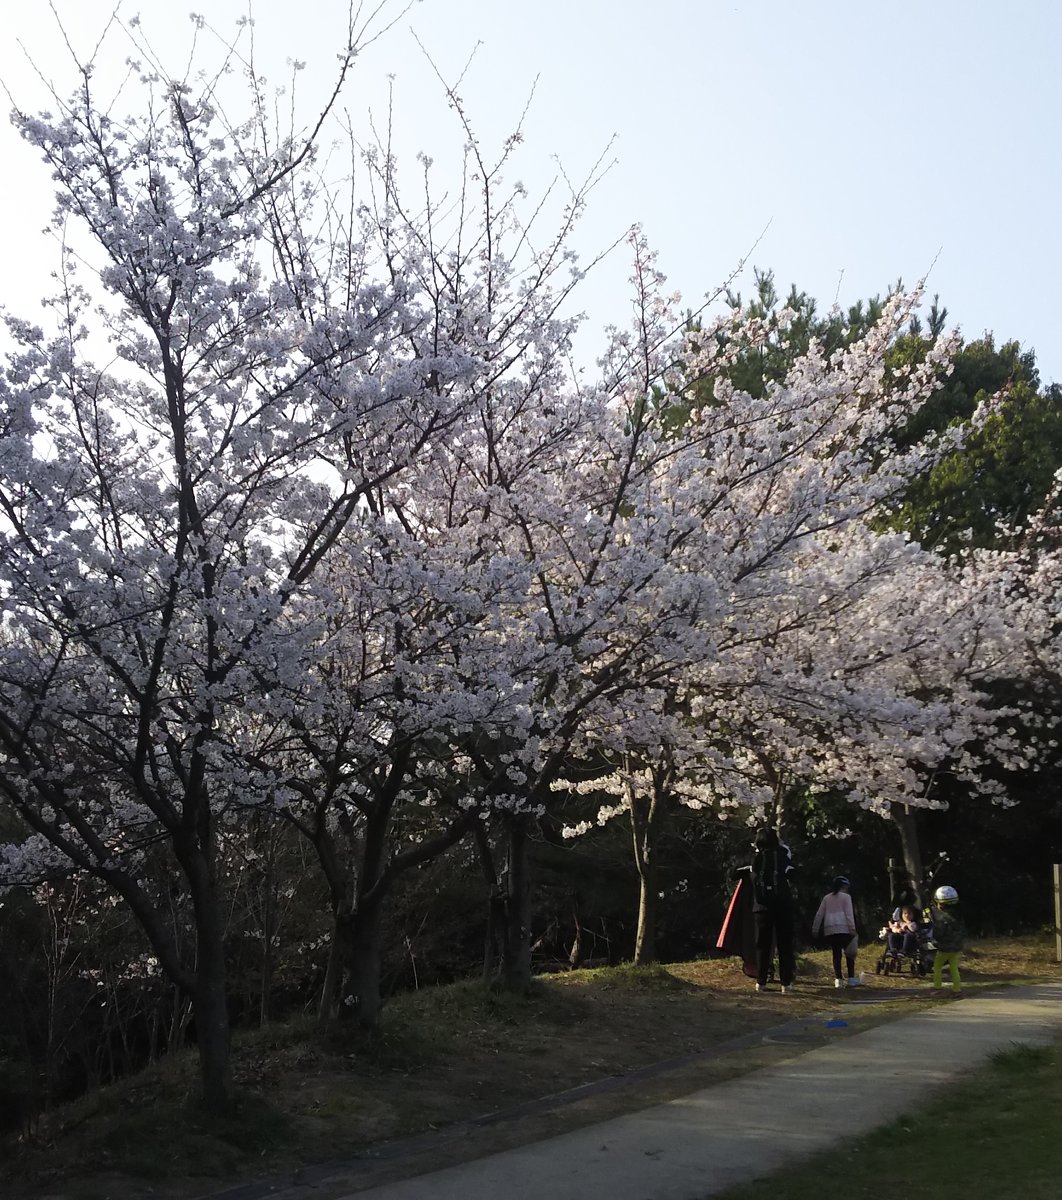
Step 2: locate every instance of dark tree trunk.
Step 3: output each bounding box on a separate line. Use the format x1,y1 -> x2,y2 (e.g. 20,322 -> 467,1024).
190,905 -> 233,1114
474,822 -> 506,983
318,932 -> 341,1025
259,831 -> 276,1025
500,813 -> 533,992
168,991 -> 191,1053
318,771 -> 475,1028
193,960 -> 232,1116
335,900 -> 386,1029
890,802 -> 924,905
178,831 -> 234,1115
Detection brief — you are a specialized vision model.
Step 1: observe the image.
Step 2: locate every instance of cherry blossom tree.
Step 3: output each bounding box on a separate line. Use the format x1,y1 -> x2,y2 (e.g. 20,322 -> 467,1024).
0,5 -> 588,1107
206,66 -> 625,1024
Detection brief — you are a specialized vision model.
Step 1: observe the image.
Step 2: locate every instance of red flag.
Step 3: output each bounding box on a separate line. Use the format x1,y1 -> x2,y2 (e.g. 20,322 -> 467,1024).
715,876 -> 758,977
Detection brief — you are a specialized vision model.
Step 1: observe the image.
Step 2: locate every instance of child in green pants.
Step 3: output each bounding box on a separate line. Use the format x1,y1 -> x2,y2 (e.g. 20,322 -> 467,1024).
931,885 -> 966,991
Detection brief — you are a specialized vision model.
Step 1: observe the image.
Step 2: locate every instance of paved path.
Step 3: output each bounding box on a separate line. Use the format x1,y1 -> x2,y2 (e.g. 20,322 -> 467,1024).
333,983 -> 1062,1200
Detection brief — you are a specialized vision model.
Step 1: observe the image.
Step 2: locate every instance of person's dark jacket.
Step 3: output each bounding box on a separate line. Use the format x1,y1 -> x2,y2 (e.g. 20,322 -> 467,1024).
932,906 -> 966,952
749,841 -> 794,912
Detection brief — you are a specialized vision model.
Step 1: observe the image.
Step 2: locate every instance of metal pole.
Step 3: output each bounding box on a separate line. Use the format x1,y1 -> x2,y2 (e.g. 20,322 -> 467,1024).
1055,864 -> 1061,964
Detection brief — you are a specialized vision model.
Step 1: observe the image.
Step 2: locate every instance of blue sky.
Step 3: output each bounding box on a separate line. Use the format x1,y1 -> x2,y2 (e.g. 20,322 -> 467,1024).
1,0 -> 1059,382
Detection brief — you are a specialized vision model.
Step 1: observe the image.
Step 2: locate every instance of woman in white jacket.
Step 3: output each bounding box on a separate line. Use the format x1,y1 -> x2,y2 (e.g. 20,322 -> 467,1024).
812,876 -> 860,988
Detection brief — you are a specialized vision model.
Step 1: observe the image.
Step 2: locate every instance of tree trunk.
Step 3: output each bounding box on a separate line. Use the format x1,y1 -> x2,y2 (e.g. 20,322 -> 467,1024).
634,869 -> 657,966
192,959 -> 232,1116
474,823 -> 506,984
181,839 -> 234,1114
890,803 -> 924,905
259,830 -> 276,1025
335,901 -> 386,1029
500,813 -> 533,992
631,787 -> 658,966
318,932 -> 341,1025
629,766 -> 671,966
568,896 -> 584,970
309,765 -> 474,1025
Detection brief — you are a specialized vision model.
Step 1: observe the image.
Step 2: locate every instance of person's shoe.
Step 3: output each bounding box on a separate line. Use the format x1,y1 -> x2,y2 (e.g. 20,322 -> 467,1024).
847,976 -> 863,987
780,984 -> 793,994
834,978 -> 844,988
755,983 -> 767,992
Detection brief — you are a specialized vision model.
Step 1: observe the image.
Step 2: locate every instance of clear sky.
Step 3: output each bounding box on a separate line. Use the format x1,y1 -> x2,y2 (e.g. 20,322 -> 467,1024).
1,0 -> 1059,382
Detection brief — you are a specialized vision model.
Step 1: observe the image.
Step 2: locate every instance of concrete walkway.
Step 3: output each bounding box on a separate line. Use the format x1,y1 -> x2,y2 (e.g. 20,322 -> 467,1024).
336,983 -> 1062,1200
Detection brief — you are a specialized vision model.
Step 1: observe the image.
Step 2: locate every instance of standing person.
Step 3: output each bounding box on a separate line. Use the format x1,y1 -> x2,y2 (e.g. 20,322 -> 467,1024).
749,827 -> 796,994
812,876 -> 861,988
931,885 -> 966,992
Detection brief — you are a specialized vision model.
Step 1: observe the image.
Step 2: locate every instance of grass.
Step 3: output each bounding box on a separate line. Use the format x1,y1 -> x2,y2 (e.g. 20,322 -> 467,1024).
1,934 -> 1059,1199
717,1039 -> 1062,1200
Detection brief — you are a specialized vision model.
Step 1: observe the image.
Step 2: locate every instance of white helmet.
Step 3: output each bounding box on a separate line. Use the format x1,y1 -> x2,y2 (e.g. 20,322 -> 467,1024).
934,885 -> 959,906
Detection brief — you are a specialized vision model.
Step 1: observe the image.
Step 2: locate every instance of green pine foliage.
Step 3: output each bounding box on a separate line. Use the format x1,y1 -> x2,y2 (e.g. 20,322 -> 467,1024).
676,268 -> 1062,554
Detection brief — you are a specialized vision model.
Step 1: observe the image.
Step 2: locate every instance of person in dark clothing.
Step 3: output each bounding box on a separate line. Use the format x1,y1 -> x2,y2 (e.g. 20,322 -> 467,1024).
749,827 -> 796,993
931,885 -> 966,992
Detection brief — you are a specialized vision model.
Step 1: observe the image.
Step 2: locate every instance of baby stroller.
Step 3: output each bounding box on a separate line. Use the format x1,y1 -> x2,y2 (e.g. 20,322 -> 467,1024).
875,854 -> 947,978
875,915 -> 933,977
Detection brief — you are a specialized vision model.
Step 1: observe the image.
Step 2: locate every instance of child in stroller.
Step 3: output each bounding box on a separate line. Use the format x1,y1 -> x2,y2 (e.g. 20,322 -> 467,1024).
875,902 -> 932,977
